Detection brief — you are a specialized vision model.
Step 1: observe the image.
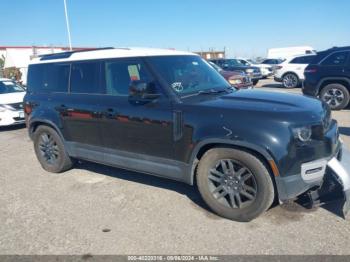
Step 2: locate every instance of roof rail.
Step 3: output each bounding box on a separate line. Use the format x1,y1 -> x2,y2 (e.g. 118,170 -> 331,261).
39,47 -> 115,61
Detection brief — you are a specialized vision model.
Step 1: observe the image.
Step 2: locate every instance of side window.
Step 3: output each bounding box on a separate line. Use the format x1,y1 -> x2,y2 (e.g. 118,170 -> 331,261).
27,63 -> 69,93
321,52 -> 349,66
70,61 -> 103,94
290,57 -> 300,64
104,59 -> 156,96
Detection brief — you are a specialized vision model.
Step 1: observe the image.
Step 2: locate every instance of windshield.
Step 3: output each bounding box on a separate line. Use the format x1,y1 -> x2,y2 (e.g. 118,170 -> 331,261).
147,56 -> 231,95
0,81 -> 25,94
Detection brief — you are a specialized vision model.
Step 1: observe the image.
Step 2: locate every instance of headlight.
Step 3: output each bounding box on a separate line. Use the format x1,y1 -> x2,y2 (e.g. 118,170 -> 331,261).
293,126 -> 312,142
246,69 -> 254,73
0,105 -> 7,112
229,79 -> 242,85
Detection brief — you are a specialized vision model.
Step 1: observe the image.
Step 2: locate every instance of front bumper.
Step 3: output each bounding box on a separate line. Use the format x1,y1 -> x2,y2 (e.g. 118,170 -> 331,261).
276,144 -> 350,218
0,110 -> 25,126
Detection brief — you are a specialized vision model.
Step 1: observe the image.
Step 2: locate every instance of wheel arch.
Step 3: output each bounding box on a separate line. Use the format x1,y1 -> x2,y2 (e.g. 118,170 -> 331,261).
317,77 -> 350,93
282,71 -> 300,80
29,119 -> 64,140
189,139 -> 280,199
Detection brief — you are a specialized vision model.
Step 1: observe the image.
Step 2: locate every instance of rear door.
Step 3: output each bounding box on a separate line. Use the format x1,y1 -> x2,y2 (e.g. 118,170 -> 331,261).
58,60 -> 105,149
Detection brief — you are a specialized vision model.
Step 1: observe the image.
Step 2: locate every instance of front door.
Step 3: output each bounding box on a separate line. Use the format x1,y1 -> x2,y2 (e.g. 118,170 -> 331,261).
99,58 -> 174,160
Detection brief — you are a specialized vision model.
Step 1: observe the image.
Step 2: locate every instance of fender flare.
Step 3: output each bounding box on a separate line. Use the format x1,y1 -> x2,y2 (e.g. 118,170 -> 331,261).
317,77 -> 350,92
28,118 -> 64,140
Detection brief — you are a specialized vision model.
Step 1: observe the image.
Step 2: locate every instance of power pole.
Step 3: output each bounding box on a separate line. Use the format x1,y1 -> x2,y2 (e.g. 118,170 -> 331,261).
63,0 -> 72,51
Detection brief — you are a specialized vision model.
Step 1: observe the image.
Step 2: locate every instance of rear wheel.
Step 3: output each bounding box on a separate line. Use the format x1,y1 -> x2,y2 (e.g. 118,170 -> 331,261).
196,148 -> 275,222
320,83 -> 350,110
282,73 -> 299,88
33,126 -> 73,173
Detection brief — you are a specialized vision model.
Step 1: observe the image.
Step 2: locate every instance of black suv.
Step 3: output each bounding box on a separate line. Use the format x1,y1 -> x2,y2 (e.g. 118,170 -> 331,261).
303,46 -> 350,110
24,48 -> 350,221
209,59 -> 262,85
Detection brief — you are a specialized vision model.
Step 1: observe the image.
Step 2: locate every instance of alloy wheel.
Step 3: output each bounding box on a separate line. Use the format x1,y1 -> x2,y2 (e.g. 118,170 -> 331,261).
38,132 -> 60,165
208,159 -> 257,209
323,88 -> 345,108
283,74 -> 298,88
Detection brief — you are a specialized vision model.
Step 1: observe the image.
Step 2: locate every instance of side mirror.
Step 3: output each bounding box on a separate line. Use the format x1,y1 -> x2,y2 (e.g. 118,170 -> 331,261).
128,80 -> 160,103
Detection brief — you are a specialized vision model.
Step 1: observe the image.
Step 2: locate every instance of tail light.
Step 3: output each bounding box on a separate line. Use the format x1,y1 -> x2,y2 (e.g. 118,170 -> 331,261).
305,68 -> 317,73
24,104 -> 32,114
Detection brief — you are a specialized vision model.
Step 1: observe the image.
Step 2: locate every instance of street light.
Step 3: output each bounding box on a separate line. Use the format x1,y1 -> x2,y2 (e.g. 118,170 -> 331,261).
63,0 -> 72,51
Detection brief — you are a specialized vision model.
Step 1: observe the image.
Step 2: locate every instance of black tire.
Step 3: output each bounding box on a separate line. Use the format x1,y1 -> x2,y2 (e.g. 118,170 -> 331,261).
196,148 -> 274,222
252,79 -> 259,86
33,125 -> 73,173
282,73 -> 299,88
320,83 -> 350,110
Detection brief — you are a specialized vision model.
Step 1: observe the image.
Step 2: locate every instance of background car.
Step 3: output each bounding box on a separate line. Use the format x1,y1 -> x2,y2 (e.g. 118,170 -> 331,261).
274,55 -> 315,88
260,58 -> 285,72
208,61 -> 253,89
303,46 -> 350,110
237,58 -> 273,79
210,58 -> 262,85
0,78 -> 26,126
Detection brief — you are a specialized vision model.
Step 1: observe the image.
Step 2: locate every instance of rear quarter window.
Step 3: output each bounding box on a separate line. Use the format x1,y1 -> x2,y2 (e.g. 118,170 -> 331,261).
70,61 -> 103,94
27,63 -> 69,93
321,51 -> 349,66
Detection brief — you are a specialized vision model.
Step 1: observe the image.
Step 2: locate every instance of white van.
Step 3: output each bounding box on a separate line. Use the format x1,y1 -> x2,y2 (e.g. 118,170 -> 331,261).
267,46 -> 316,59
0,78 -> 26,126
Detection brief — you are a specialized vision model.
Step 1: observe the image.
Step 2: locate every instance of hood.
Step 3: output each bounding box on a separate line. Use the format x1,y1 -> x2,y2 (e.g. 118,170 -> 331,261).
220,70 -> 246,79
0,92 -> 26,105
183,90 -> 328,124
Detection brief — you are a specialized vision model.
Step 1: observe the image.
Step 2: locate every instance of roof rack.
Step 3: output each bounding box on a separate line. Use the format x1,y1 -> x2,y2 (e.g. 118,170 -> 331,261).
39,47 -> 115,61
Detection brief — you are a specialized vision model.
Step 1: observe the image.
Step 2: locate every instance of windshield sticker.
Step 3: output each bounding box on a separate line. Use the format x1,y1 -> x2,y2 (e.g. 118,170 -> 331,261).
192,61 -> 199,65
171,82 -> 183,92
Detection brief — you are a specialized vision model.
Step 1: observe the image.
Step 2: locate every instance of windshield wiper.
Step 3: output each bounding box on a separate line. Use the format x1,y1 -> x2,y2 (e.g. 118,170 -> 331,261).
181,87 -> 233,99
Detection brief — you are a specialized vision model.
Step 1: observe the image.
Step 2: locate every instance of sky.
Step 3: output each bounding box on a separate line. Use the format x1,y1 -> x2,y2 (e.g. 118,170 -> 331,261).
1,0 -> 349,57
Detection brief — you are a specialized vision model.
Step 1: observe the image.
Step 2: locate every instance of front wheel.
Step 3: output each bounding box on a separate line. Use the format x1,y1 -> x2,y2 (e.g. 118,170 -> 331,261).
282,73 -> 299,88
33,125 -> 74,173
320,84 -> 350,110
196,148 -> 275,222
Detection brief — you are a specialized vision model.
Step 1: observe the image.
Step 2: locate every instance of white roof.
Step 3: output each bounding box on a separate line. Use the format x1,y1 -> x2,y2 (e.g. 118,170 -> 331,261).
30,47 -> 196,65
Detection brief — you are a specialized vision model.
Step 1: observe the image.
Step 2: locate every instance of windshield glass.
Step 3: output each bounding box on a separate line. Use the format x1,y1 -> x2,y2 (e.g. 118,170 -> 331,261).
0,81 -> 25,94
147,56 -> 231,95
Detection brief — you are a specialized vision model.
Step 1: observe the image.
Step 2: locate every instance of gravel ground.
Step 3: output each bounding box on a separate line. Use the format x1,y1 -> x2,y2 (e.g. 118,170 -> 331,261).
0,79 -> 349,255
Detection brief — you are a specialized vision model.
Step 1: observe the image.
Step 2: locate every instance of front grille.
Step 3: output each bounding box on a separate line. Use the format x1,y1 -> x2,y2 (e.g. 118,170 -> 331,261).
8,102 -> 23,110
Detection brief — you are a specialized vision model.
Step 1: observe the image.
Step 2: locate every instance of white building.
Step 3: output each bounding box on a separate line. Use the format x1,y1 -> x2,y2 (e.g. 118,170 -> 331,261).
0,46 -> 91,84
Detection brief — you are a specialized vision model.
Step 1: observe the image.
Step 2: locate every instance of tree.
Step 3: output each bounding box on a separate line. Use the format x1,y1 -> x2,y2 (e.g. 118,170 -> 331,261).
0,55 -> 4,77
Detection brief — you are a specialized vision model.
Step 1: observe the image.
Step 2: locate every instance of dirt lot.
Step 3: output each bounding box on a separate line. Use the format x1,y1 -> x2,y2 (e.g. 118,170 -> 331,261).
1,79 -> 349,255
